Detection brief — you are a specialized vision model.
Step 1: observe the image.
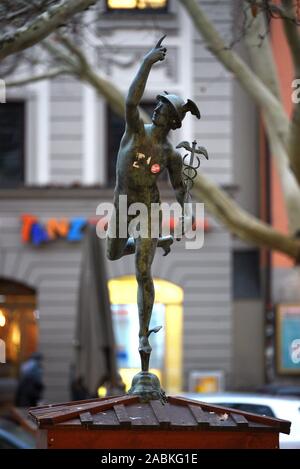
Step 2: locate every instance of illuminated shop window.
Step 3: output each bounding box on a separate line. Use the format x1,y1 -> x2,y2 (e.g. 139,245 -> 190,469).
0,280 -> 38,378
112,303 -> 165,369
107,0 -> 168,12
107,275 -> 183,393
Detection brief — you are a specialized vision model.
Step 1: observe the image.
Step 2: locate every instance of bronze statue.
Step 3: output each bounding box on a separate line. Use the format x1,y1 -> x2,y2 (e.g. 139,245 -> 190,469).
107,36 -> 201,400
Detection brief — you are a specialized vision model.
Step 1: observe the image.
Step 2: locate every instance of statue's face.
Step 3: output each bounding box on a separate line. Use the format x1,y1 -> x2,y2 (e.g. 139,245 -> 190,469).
152,100 -> 174,128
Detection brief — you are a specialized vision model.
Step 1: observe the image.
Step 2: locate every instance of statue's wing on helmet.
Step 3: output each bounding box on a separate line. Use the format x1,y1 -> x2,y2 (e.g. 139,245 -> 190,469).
183,99 -> 201,119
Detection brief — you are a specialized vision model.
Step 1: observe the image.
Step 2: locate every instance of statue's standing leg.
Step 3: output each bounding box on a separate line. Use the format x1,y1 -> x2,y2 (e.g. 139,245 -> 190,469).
135,236 -> 158,372
107,235 -> 134,260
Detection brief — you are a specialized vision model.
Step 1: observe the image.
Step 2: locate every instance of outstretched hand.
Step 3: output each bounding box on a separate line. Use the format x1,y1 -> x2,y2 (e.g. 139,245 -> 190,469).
144,34 -> 167,65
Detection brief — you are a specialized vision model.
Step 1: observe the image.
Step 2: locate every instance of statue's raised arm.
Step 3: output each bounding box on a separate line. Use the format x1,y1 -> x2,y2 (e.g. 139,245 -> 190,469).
125,35 -> 167,133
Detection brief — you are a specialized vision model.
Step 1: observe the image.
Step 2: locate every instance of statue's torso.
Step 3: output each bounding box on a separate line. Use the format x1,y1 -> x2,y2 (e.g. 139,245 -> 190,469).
115,126 -> 171,204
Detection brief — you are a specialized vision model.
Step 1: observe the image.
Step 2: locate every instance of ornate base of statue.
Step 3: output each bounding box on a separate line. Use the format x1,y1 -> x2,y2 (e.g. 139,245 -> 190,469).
128,371 -> 166,402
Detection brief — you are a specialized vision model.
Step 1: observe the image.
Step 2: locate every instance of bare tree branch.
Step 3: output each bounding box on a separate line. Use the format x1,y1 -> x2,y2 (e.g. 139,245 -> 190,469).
289,103 -> 300,187
44,35 -> 151,123
57,33 -> 89,69
7,8 -> 32,22
178,0 -> 289,148
243,3 -> 300,232
244,7 -> 281,100
0,54 -> 21,77
282,0 -> 300,71
0,0 -> 97,61
6,67 -> 72,87
280,0 -> 300,186
192,171 -> 300,261
247,1 -> 300,24
42,39 -> 78,69
264,115 -> 300,234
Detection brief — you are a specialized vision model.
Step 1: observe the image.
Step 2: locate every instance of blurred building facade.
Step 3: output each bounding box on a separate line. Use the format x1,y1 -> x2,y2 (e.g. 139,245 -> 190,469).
0,0 -> 279,403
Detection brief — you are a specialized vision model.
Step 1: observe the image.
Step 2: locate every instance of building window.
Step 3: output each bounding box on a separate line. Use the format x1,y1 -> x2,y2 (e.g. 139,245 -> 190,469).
233,249 -> 261,299
106,0 -> 168,12
0,101 -> 25,188
107,101 -> 168,186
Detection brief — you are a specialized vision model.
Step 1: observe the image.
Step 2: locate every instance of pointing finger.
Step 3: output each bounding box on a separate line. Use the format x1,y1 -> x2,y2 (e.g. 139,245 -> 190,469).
155,34 -> 166,48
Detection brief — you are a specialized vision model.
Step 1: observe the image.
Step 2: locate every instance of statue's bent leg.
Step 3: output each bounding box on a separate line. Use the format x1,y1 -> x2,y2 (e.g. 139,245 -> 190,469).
106,206 -> 135,260
106,236 -> 135,260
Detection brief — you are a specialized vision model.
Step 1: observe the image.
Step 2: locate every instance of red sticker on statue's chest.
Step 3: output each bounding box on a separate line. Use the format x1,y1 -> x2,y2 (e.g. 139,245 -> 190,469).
151,164 -> 160,174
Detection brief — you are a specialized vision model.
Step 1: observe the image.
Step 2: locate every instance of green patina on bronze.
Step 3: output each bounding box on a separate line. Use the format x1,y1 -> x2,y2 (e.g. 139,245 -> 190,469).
107,35 -> 200,402
128,371 -> 166,402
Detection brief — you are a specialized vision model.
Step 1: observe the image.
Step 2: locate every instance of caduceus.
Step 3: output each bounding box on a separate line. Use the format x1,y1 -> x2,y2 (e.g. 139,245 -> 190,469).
175,140 -> 208,237
176,140 -> 209,203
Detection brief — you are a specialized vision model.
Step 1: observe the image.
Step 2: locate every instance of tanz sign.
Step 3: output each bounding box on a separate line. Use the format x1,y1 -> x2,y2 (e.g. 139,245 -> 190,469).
21,214 -> 93,245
